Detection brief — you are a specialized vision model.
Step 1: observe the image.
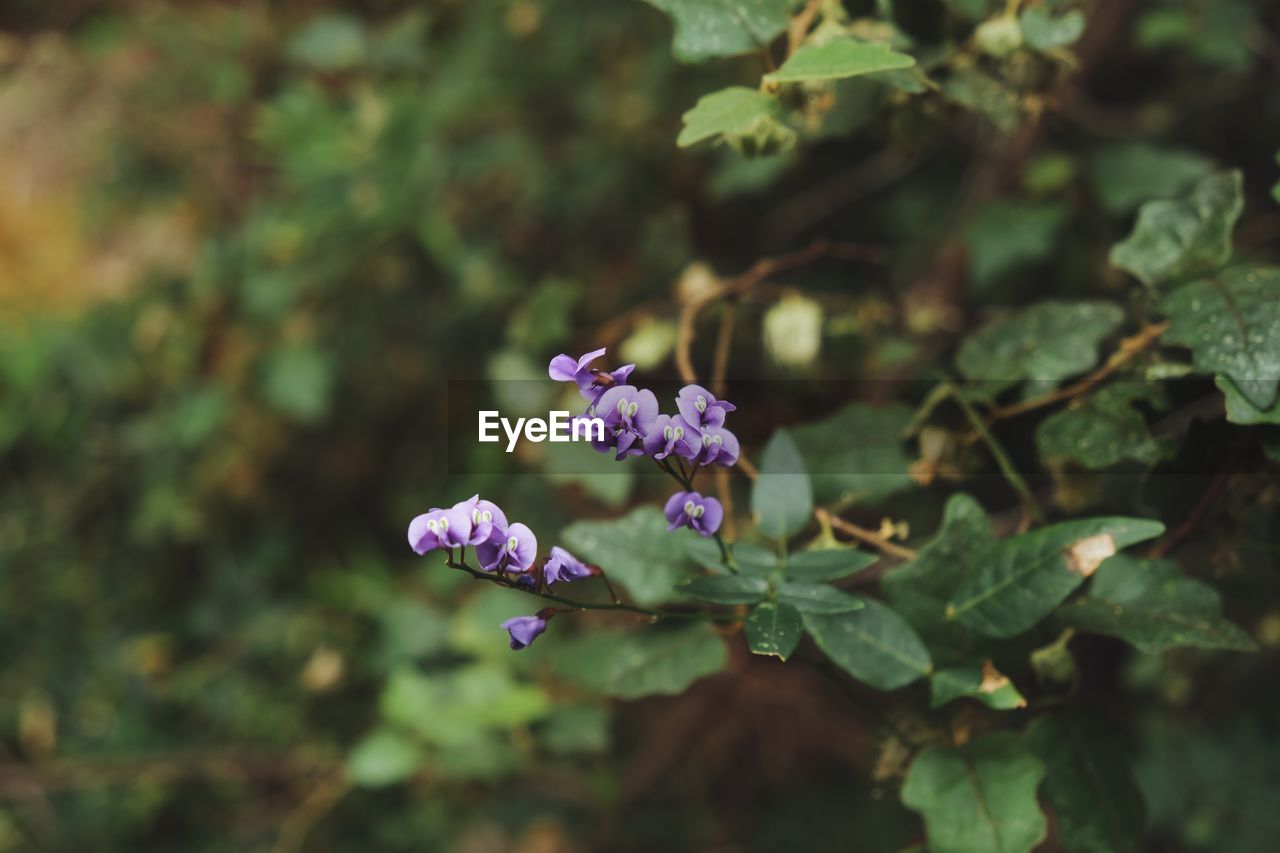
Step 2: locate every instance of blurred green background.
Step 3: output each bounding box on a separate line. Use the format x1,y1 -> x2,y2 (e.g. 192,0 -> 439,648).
2,1 -> 1280,850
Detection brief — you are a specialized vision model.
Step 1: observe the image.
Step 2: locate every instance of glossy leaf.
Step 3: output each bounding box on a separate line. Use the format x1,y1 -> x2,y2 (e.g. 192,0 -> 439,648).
1036,382 -> 1168,469
642,0 -> 790,63
776,581 -> 864,614
1020,8 -> 1085,51
956,300 -> 1125,394
1160,266 -> 1280,409
948,517 -> 1166,638
1058,555 -> 1256,653
901,734 -> 1047,853
803,597 -> 932,690
1109,170 -> 1243,286
1089,142 -> 1215,214
745,601 -> 803,660
677,574 -> 769,605
1217,375 -> 1280,424
883,494 -> 993,654
785,548 -> 877,582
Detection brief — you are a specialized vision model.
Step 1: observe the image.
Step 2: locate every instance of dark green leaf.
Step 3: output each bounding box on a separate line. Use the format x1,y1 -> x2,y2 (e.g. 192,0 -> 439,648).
1036,382 -> 1168,469
745,601 -> 803,660
964,202 -> 1069,289
803,598 -> 932,690
1027,714 -> 1146,853
930,662 -> 1027,711
901,733 -> 1047,853
1058,555 -> 1256,653
883,493 -> 993,655
789,402 -> 915,504
553,624 -> 728,699
786,548 -> 877,582
752,428 -> 813,540
763,39 -> 915,84
1218,375 -> 1280,424
642,0 -> 790,63
677,574 -> 770,605
956,300 -> 1125,395
562,507 -> 697,606
1160,266 -> 1280,409
777,581 -> 864,613
949,517 -> 1166,638
1109,170 -> 1243,287
1089,143 -> 1215,215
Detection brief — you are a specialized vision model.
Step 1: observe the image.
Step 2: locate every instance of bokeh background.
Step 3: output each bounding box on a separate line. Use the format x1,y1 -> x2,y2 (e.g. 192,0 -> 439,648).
3,1 -> 1280,850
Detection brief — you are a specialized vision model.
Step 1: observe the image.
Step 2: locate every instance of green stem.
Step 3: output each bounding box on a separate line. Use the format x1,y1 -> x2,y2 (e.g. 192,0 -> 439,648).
948,383 -> 1046,526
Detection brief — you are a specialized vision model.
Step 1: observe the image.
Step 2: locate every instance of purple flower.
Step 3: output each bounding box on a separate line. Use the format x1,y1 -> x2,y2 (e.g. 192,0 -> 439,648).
663,491 -> 724,537
476,522 -> 538,573
696,424 -> 740,467
407,506 -> 473,554
642,414 -> 700,461
548,347 -> 636,408
676,384 -> 736,429
453,494 -> 508,546
501,615 -> 548,650
594,385 -> 659,460
543,546 -> 593,585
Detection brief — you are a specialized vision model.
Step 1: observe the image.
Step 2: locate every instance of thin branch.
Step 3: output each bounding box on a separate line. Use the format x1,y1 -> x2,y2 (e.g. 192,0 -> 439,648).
951,384 -> 1045,528
983,321 -> 1169,423
815,507 -> 917,561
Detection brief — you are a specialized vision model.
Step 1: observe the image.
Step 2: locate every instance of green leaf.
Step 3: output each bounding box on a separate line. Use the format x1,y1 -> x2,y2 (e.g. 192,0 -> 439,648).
262,345 -> 334,423
883,494 -> 992,653
901,734 -> 1048,853
752,428 -> 813,540
287,14 -> 367,70
1036,382 -> 1168,469
1109,169 -> 1243,287
785,548 -> 877,582
1089,142 -> 1215,215
777,581 -> 865,614
642,0 -> 790,63
1019,8 -> 1085,51
941,67 -> 1020,133
955,300 -> 1125,395
1026,714 -> 1146,853
677,574 -> 770,605
803,597 -> 932,690
1057,555 -> 1256,653
552,623 -> 728,699
347,728 -> 423,788
929,662 -> 1027,711
1159,266 -> 1280,409
789,402 -> 915,504
745,601 -> 803,660
677,86 -> 781,148
380,665 -> 549,746
1218,375 -> 1280,424
948,517 -> 1166,638
763,39 -> 915,84
561,507 -> 697,606
965,202 -> 1069,289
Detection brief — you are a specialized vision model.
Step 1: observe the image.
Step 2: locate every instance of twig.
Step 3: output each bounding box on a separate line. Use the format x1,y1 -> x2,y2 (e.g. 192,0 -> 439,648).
951,384 -> 1046,528
983,321 -> 1169,423
711,301 -> 736,398
815,507 -> 917,561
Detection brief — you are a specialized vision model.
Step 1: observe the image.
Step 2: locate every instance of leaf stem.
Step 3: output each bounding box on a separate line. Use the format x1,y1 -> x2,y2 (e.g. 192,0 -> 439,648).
949,383 -> 1046,527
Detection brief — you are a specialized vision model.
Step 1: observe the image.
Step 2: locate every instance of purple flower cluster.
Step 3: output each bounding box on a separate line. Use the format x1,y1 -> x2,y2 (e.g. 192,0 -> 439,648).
408,496 -> 596,650
548,349 -> 740,470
